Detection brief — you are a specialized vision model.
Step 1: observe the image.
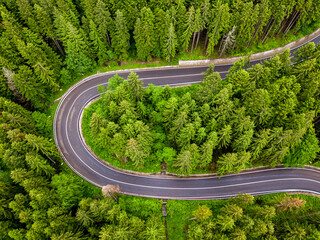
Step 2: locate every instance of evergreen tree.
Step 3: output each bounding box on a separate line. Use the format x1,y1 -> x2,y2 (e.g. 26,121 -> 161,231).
218,125 -> 233,149
232,0 -> 259,48
94,0 -> 112,47
16,0 -> 39,33
112,10 -> 130,61
181,6 -> 195,52
163,23 -> 177,62
54,10 -> 88,55
33,4 -> 64,55
134,7 -> 155,61
174,0 -> 186,47
25,134 -> 58,157
174,149 -> 193,176
199,140 -> 215,168
89,20 -> 109,66
247,0 -> 271,46
127,72 -> 143,101
153,8 -> 170,57
191,8 -> 203,53
126,139 -> 146,168
13,66 -> 46,109
206,1 -> 230,56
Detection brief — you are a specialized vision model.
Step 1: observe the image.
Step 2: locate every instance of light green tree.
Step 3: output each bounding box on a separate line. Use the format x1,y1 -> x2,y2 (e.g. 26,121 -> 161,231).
163,23 -> 177,62
126,139 -> 146,168
134,7 -> 155,61
174,150 -> 193,176
181,6 -> 195,52
111,10 -> 130,60
206,1 -> 230,56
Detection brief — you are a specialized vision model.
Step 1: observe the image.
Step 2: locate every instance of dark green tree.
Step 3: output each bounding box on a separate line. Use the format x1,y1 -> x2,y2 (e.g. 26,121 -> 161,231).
112,10 -> 130,60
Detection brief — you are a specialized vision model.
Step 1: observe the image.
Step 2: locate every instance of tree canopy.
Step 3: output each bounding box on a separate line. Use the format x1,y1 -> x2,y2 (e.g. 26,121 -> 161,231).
85,43 -> 320,176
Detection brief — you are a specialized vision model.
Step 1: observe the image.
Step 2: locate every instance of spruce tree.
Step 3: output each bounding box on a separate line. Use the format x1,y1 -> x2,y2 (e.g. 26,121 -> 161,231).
93,0 -> 112,47
133,7 -> 155,61
181,6 -> 195,52
89,20 -> 109,66
13,66 -> 47,109
111,10 -> 130,61
153,8 -> 170,57
206,1 -> 230,56
163,23 -> 177,62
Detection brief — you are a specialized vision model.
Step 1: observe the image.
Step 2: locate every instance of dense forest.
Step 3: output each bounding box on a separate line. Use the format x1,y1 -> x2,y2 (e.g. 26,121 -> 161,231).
84,43 -> 320,175
183,193 -> 320,239
1,0 -> 320,239
0,96 -> 167,239
0,0 -> 319,110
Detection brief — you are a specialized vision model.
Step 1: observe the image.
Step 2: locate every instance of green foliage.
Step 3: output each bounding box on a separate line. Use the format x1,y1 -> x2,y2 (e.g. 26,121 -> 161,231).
0,0 -> 318,111
89,20 -> 109,66
84,44 -> 320,175
112,10 -> 130,60
283,132 -> 320,167
174,150 -> 193,176
25,134 -> 58,157
181,6 -> 195,52
134,7 -> 155,61
51,173 -> 94,210
192,205 -> 212,221
167,193 -> 320,240
107,74 -> 124,91
31,111 -> 52,138
65,47 -> 95,77
206,1 -> 230,56
1,3 -> 320,239
164,23 -> 177,62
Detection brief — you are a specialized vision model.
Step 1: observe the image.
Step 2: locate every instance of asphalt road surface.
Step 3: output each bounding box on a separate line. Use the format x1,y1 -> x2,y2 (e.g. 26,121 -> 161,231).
54,34 -> 320,199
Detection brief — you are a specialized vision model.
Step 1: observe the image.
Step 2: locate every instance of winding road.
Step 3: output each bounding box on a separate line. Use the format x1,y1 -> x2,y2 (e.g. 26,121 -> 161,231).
54,34 -> 320,199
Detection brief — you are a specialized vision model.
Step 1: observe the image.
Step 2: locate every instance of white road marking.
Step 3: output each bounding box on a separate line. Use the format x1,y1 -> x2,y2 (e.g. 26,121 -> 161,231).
69,83 -> 320,182
123,189 -> 320,199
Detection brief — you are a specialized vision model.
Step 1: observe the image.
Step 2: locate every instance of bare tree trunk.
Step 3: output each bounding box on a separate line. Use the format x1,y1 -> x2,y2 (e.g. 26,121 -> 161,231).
262,19 -> 275,43
106,32 -> 111,47
276,15 -> 291,36
294,24 -> 302,35
195,30 -> 201,50
219,40 -> 227,57
284,11 -> 300,35
52,38 -> 65,56
247,18 -> 262,47
191,32 -> 196,53
232,40 -> 236,50
219,37 -> 223,52
204,31 -> 209,49
45,154 -> 56,164
283,10 -> 297,35
261,18 -> 273,40
110,193 -> 118,202
272,20 -> 283,38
